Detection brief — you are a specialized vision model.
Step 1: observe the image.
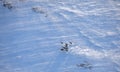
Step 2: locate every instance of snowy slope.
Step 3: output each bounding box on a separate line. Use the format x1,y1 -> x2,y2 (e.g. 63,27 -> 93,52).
0,0 -> 120,72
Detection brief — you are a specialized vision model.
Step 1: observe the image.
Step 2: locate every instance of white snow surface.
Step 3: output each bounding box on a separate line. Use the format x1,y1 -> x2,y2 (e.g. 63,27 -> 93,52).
0,0 -> 120,72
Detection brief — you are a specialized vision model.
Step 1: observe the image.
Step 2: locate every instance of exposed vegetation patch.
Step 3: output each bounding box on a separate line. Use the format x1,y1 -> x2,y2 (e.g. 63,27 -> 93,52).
76,61 -> 93,70
32,7 -> 48,17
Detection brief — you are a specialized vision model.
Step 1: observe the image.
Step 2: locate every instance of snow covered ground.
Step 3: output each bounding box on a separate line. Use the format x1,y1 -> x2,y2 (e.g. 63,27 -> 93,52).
0,0 -> 120,72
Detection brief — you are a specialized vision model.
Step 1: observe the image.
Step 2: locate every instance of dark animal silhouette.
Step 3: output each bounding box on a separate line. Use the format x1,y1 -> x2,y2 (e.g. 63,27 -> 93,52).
2,1 -> 13,9
60,42 -> 72,52
63,43 -> 68,51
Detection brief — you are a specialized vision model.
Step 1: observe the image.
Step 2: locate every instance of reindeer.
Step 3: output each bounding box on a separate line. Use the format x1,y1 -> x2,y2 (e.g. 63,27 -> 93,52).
60,42 -> 72,52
